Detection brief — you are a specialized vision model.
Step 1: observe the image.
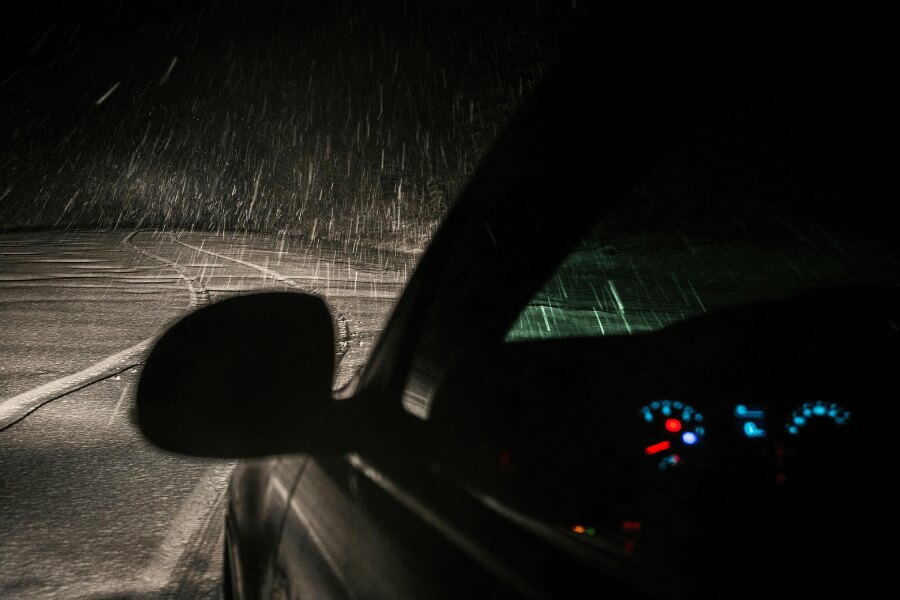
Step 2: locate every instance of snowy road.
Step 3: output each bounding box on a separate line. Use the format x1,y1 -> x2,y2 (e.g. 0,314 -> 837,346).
0,230 -> 417,599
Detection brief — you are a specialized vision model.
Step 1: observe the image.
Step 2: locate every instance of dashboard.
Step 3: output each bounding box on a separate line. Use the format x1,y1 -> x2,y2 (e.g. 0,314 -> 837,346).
427,285 -> 898,597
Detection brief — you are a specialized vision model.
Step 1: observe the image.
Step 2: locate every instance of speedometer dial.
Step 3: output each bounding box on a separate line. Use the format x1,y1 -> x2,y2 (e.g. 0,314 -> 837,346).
639,400 -> 705,470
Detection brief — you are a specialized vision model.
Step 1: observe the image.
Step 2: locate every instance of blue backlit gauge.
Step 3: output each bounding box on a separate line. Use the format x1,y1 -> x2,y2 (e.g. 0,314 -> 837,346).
639,400 -> 705,470
786,400 -> 851,436
734,404 -> 768,439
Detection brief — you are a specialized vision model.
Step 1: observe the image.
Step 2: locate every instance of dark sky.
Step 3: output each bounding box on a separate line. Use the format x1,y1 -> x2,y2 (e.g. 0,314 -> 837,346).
3,1 -> 582,89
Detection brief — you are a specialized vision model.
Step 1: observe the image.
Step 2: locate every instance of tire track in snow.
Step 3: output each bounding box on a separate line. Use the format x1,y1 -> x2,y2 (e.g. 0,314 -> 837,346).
0,231 -> 209,430
0,337 -> 153,430
122,231 -> 211,308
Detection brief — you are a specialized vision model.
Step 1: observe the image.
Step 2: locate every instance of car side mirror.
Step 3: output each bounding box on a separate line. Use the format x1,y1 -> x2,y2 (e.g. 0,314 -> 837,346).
136,292 -> 347,458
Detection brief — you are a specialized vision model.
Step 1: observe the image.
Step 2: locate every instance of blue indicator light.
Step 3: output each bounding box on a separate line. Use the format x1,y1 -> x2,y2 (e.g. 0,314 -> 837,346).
735,404 -> 767,437
695,426 -> 706,437
673,401 -> 683,409
813,405 -> 827,416
662,404 -> 671,416
794,416 -> 806,426
743,422 -> 766,438
788,425 -> 799,435
735,404 -> 765,418
643,412 -> 653,423
682,432 -> 698,445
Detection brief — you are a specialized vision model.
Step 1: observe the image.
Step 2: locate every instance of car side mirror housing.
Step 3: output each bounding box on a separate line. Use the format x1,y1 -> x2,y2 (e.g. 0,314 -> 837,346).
136,292 -> 343,458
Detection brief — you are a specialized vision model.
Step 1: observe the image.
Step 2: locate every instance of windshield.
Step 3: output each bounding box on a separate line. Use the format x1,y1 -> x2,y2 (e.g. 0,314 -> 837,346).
508,109 -> 900,341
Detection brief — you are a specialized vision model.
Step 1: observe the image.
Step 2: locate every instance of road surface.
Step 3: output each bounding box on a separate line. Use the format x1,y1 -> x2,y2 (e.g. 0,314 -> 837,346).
0,229 -> 417,599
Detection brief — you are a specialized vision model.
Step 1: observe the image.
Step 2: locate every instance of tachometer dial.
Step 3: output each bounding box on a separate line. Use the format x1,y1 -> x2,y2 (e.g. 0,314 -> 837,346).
639,400 -> 705,470
786,400 -> 851,436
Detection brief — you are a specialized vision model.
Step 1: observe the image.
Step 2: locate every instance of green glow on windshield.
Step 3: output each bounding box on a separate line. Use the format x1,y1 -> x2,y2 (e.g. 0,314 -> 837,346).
505,239 -> 697,342
504,231 -> 890,343
505,299 -> 681,341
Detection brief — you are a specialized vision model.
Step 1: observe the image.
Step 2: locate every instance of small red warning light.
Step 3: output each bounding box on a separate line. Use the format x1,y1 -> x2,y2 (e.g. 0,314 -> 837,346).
644,441 -> 671,455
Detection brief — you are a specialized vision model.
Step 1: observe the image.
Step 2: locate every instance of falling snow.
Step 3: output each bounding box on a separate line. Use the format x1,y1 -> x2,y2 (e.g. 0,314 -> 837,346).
1,2 -> 583,254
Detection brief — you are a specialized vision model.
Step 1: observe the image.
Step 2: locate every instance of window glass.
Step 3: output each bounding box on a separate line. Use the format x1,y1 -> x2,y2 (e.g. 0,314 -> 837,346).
507,112 -> 900,341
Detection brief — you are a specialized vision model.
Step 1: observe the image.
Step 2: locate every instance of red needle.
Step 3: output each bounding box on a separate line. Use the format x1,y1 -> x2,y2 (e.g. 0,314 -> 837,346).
644,441 -> 671,455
